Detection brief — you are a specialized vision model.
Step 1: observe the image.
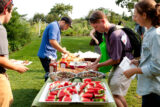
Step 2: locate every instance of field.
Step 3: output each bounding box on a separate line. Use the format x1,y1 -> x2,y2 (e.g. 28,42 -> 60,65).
8,36 -> 141,107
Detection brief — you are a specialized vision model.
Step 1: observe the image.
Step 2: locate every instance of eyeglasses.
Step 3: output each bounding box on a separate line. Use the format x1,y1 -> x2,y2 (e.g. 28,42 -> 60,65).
4,0 -> 13,11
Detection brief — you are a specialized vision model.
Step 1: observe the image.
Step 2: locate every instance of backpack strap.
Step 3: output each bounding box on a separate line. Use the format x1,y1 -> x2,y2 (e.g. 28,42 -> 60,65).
107,26 -> 126,61
107,26 -> 117,39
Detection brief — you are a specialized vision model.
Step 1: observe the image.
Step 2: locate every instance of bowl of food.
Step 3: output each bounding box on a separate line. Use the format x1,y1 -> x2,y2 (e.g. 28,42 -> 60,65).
49,72 -> 76,81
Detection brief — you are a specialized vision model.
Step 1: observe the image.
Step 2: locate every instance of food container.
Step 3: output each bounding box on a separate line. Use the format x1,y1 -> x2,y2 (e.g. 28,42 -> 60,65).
49,61 -> 58,72
49,70 -> 106,82
49,72 -> 76,81
39,79 -> 115,105
84,58 -> 97,62
77,71 -> 106,80
69,61 -> 88,69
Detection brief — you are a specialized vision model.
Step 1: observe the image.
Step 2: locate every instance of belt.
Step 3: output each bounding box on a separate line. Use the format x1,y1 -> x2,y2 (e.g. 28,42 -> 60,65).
0,67 -> 6,74
0,71 -> 6,74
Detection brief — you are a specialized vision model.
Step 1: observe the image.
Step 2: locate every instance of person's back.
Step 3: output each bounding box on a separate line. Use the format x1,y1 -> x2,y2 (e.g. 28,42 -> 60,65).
105,25 -> 134,63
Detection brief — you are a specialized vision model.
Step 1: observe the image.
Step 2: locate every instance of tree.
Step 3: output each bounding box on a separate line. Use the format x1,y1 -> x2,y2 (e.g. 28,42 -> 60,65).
33,13 -> 45,22
45,14 -> 55,23
46,3 -> 73,23
115,0 -> 160,12
4,8 -> 32,51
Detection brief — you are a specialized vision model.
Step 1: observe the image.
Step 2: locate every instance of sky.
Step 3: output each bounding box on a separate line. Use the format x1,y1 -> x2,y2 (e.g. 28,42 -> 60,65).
13,0 -> 130,19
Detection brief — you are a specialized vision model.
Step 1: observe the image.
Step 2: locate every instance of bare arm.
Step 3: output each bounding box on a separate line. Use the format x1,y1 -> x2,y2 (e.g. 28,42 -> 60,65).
123,68 -> 143,78
90,29 -> 99,45
49,39 -> 69,54
0,56 -> 28,73
91,58 -> 120,71
97,58 -> 120,68
85,55 -> 101,69
93,55 -> 101,65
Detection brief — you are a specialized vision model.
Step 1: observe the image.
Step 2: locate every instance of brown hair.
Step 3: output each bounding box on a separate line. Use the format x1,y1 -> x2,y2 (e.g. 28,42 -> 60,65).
89,11 -> 107,24
0,0 -> 13,14
135,1 -> 159,27
155,3 -> 160,15
155,3 -> 160,26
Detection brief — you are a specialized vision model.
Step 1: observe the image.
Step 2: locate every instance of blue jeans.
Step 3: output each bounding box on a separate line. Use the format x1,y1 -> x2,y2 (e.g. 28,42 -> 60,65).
39,57 -> 51,81
142,93 -> 160,107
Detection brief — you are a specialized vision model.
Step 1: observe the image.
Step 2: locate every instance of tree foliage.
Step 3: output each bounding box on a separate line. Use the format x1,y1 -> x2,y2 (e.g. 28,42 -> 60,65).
4,8 -> 33,52
115,0 -> 160,12
47,3 -> 72,22
33,13 -> 45,22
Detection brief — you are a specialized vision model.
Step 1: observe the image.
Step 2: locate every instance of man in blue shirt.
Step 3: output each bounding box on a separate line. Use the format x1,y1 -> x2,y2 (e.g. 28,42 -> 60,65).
37,17 -> 72,81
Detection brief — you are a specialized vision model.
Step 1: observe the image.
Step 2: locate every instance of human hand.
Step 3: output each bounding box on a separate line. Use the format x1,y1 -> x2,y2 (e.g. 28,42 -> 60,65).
123,69 -> 136,78
95,40 -> 99,45
131,59 -> 139,67
85,64 -> 94,70
92,64 -> 98,71
15,65 -> 29,73
65,50 -> 71,55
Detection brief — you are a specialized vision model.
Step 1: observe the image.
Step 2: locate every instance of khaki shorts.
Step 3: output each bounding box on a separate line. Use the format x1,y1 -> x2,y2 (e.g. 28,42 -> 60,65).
0,74 -> 13,107
108,67 -> 132,96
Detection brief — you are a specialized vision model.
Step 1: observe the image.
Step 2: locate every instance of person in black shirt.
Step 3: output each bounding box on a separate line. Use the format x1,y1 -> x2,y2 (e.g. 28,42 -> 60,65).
89,29 -> 103,54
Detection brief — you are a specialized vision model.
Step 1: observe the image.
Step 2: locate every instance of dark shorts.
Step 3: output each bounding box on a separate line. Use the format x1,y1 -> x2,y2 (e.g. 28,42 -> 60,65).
39,57 -> 51,81
142,93 -> 160,107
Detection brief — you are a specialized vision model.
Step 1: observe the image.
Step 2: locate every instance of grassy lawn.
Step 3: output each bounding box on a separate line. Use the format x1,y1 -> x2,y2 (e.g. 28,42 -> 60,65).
7,36 -> 141,107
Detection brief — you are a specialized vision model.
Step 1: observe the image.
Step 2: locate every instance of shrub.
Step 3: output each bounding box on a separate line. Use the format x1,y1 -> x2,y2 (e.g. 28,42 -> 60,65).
4,8 -> 33,52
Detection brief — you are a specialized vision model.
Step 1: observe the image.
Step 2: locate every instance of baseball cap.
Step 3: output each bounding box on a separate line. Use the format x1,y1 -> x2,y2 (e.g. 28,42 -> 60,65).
61,17 -> 72,28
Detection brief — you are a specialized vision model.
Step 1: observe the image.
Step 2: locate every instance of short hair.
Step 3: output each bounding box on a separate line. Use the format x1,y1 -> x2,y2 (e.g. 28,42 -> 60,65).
60,16 -> 72,28
89,11 -> 107,24
0,0 -> 13,14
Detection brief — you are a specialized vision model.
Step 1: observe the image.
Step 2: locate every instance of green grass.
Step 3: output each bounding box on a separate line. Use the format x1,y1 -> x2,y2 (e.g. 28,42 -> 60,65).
7,36 -> 141,107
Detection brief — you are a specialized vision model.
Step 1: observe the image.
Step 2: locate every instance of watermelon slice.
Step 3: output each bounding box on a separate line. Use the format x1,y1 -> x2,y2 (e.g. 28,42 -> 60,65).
72,86 -> 76,89
80,83 -> 88,91
94,93 -> 104,98
71,88 -> 77,94
89,82 -> 94,86
47,95 -> 56,99
57,89 -> 66,99
62,96 -> 72,102
78,90 -> 83,95
94,81 -> 101,84
93,96 -> 106,102
81,93 -> 93,98
58,98 -> 62,102
85,89 -> 95,93
97,89 -> 105,94
45,98 -> 54,101
50,90 -> 59,95
93,98 -> 105,102
95,84 -> 105,89
81,97 -> 92,102
64,81 -> 70,86
83,78 -> 92,83
84,88 -> 95,93
87,84 -> 94,88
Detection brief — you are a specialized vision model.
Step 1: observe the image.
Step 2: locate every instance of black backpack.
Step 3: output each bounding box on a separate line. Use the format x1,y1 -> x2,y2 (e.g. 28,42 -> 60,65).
108,26 -> 142,58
